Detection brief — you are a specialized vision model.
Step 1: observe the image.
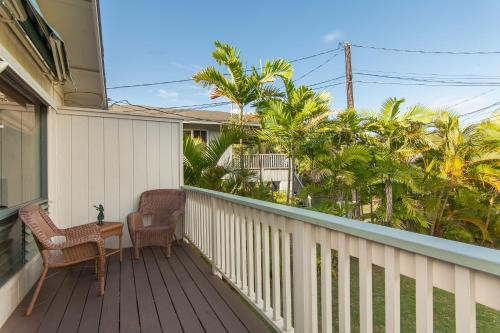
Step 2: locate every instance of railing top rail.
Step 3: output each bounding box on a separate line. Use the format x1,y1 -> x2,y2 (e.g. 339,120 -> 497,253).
182,185 -> 500,277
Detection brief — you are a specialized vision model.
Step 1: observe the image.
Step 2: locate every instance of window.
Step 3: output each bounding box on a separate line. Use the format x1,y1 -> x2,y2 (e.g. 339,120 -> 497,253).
0,96 -> 42,209
184,129 -> 208,143
193,130 -> 207,143
0,89 -> 45,286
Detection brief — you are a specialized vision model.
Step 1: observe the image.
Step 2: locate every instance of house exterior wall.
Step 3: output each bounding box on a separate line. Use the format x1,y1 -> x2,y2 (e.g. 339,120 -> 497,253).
0,20 -> 65,329
51,107 -> 183,247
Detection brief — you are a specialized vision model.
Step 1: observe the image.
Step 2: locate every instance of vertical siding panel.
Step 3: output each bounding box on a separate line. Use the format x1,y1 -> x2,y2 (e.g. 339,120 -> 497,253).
70,116 -> 89,227
55,115 -> 71,228
119,119 -> 134,246
171,122 -> 180,187
159,122 -> 172,188
146,121 -> 160,190
88,117 -> 105,222
133,120 -> 147,207
104,118 -> 119,224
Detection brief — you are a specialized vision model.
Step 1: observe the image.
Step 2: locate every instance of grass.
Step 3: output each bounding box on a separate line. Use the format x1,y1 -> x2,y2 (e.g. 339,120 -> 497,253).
323,256 -> 500,332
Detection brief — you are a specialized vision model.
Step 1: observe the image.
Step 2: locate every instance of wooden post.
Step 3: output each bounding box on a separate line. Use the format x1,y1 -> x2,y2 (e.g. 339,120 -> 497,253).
344,42 -> 354,110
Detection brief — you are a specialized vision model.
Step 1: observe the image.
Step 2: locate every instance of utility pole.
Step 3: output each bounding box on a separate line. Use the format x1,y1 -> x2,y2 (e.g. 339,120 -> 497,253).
344,42 -> 354,110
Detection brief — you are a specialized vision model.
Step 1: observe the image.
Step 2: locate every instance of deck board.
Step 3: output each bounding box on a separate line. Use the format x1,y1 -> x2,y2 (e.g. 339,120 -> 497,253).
0,244 -> 271,333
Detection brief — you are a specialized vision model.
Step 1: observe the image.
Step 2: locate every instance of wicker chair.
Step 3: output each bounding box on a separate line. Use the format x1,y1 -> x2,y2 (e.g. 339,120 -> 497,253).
127,189 -> 185,259
19,204 -> 106,316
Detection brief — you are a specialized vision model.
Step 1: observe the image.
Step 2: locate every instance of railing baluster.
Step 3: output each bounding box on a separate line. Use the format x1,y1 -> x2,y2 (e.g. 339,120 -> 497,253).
211,197 -> 217,273
321,228 -> 332,333
246,207 -> 255,298
235,205 -> 241,287
262,212 -> 271,314
230,203 -> 236,281
384,246 -> 400,333
455,266 -> 476,333
292,220 -> 316,333
254,209 -> 263,305
359,239 -> 373,333
241,209 -> 248,292
281,217 -> 292,331
271,216 -> 281,322
338,233 -> 351,333
416,255 -> 433,333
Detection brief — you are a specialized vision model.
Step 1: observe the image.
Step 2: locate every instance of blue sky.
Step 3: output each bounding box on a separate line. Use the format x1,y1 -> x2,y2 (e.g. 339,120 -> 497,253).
100,0 -> 500,122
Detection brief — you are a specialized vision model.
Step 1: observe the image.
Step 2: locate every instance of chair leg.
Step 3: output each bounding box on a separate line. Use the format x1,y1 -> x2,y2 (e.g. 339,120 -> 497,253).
26,265 -> 48,316
164,243 -> 171,258
98,257 -> 105,296
134,246 -> 140,260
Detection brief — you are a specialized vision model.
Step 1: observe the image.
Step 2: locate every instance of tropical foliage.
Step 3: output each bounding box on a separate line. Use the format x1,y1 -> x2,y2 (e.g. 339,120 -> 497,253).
189,42 -> 500,248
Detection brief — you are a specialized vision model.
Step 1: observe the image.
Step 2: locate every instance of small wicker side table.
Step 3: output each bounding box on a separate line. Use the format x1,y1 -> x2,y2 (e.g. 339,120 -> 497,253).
94,221 -> 123,262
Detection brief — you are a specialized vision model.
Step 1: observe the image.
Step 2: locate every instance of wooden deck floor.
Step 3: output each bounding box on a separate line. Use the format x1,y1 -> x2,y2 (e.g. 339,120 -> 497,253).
0,244 -> 270,333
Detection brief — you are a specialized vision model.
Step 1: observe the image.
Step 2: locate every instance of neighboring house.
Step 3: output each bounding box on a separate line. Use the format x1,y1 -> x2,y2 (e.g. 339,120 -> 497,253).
0,0 -> 182,326
110,104 -> 291,190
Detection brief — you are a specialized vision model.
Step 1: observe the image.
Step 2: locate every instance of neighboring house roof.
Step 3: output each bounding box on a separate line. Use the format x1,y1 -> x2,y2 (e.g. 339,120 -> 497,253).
108,104 -> 260,125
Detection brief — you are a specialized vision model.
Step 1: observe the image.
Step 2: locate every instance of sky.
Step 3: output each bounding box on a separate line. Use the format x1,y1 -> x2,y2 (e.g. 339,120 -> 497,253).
100,0 -> 500,123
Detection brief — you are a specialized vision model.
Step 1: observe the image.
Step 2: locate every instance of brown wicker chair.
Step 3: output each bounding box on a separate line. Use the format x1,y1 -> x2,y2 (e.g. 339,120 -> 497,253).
19,204 -> 106,316
127,189 -> 185,259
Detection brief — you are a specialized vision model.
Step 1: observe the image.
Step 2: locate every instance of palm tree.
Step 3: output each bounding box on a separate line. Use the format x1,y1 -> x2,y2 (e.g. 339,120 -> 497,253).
257,79 -> 332,204
183,127 -> 242,189
193,41 -> 293,169
424,112 -> 500,236
365,97 -> 432,225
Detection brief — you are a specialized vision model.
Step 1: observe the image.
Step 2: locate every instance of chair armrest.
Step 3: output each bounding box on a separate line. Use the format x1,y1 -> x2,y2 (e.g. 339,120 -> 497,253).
167,209 -> 184,229
62,223 -> 100,238
58,234 -> 106,259
127,212 -> 144,234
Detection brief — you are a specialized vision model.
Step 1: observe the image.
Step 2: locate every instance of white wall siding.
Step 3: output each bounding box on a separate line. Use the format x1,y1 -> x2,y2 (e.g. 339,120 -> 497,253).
52,108 -> 183,247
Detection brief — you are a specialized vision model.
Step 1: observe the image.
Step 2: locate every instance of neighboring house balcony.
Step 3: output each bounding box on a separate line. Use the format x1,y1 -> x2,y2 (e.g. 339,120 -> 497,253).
233,154 -> 289,170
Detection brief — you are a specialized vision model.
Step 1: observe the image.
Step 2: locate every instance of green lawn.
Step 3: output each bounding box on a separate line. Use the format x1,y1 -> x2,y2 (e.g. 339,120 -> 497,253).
323,257 -> 500,332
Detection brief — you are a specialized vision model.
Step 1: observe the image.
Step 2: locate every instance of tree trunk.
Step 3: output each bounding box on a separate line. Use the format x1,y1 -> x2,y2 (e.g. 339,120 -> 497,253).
430,189 -> 444,236
239,106 -> 244,170
346,190 -> 352,218
369,196 -> 374,223
286,148 -> 292,206
432,190 -> 450,236
481,195 -> 495,246
290,152 -> 295,205
385,179 -> 393,225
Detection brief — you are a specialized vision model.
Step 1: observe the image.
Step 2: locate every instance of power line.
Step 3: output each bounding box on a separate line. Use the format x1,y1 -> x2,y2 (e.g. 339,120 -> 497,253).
353,72 -> 500,86
447,88 -> 498,109
107,46 -> 343,90
459,101 -> 500,118
353,68 -> 500,80
352,80 -> 500,87
350,43 -> 500,55
295,50 -> 343,82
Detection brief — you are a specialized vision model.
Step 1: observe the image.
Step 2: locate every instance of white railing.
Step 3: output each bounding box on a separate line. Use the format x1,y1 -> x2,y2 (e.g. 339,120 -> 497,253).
233,154 -> 289,170
182,186 -> 500,333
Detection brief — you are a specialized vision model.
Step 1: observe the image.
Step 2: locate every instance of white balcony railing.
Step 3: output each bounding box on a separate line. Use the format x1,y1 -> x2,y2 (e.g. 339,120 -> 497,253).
232,154 -> 289,170
182,186 -> 500,333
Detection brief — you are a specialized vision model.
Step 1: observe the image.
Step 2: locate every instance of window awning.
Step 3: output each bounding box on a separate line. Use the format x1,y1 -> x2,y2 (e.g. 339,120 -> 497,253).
0,0 -> 71,83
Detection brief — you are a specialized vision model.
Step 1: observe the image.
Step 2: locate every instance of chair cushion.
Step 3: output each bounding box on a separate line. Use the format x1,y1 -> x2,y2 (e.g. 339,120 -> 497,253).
49,235 -> 66,256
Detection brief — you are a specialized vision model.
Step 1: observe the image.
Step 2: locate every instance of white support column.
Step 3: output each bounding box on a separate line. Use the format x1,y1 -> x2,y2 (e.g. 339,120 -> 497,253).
321,229 -> 332,333
359,239 -> 373,333
281,218 -> 292,331
292,220 -> 316,333
455,266 -> 476,333
338,233 -> 351,333
384,246 -> 400,333
416,255 -> 433,333
262,212 -> 271,313
211,197 -> 217,275
271,217 -> 281,321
